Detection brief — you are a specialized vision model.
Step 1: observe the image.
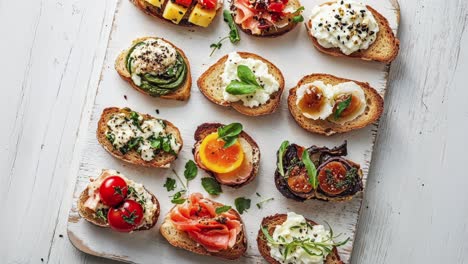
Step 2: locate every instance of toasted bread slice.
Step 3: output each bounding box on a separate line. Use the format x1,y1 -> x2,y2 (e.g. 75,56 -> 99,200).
257,214 -> 344,264
115,37 -> 192,101
197,52 -> 284,116
230,0 -> 302,37
288,74 -> 384,136
160,198 -> 247,260
192,123 -> 260,188
78,169 -> 160,231
306,3 -> 399,63
97,107 -> 183,168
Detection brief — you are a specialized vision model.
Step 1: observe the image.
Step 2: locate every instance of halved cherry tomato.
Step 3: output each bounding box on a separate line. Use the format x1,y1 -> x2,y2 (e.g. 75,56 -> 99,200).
199,132 -> 244,174
287,166 -> 313,193
317,161 -> 348,195
99,176 -> 128,207
198,0 -> 216,9
107,200 -> 144,232
176,0 -> 192,8
268,1 -> 285,12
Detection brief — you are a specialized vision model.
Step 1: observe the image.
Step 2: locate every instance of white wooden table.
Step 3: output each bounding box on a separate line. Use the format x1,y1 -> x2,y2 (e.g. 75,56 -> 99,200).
1,0 -> 467,263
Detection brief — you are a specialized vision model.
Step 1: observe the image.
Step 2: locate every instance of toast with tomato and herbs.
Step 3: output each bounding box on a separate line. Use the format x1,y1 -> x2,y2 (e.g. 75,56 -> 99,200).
288,74 -> 384,136
257,213 -> 346,264
97,107 -> 183,168
192,123 -> 260,188
78,169 -> 160,232
306,1 -> 399,63
197,52 -> 284,116
131,0 -> 222,28
160,192 -> 247,259
115,37 -> 191,101
275,141 -> 363,202
229,0 -> 304,37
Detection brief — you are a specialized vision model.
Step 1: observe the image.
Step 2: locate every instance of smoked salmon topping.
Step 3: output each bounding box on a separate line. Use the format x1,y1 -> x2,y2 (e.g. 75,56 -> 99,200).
169,193 -> 242,252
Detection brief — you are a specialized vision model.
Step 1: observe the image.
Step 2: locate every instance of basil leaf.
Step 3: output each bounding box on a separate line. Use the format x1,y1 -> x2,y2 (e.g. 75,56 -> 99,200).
184,160 -> 198,181
163,177 -> 176,192
223,10 -> 240,43
201,177 -> 222,195
170,190 -> 186,204
234,197 -> 251,214
302,150 -> 318,189
293,15 -> 304,23
237,65 -> 259,86
226,81 -> 259,95
334,95 -> 352,120
215,205 -> 232,214
218,123 -> 243,139
277,141 -> 290,177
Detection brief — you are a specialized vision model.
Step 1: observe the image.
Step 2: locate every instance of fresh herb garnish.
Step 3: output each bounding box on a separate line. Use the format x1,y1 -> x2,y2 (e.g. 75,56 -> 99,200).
209,10 -> 240,56
334,95 -> 352,120
256,192 -> 261,197
113,186 -> 125,197
170,190 -> 186,204
215,205 -> 232,214
234,197 -> 251,214
163,178 -> 176,192
277,141 -> 290,177
292,6 -> 305,23
201,177 -> 222,195
172,169 -> 187,190
217,123 -> 243,148
184,160 -> 198,182
106,132 -> 115,143
302,150 -> 318,189
95,208 -> 108,221
122,210 -> 138,225
335,167 -> 358,188
256,197 -> 274,209
226,65 -> 263,95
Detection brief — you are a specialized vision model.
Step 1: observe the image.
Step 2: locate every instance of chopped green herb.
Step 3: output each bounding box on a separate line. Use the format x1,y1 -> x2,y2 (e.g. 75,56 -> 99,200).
201,177 -> 222,195
256,197 -> 274,209
170,190 -> 186,204
234,197 -> 251,214
95,208 -> 108,222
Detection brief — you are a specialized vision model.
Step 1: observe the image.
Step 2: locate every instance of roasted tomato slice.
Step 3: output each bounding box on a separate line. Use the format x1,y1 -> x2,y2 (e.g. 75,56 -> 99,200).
176,0 -> 193,8
317,161 -> 348,195
99,176 -> 128,207
107,200 -> 144,232
287,166 -> 313,193
199,132 -> 244,174
198,0 -> 216,9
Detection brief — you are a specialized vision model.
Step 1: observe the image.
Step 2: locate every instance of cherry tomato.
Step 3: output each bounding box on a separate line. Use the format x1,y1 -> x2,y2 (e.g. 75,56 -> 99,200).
287,166 -> 313,193
268,2 -> 285,12
107,200 -> 144,232
99,176 -> 128,207
176,0 -> 192,7
317,161 -> 348,195
198,0 -> 216,9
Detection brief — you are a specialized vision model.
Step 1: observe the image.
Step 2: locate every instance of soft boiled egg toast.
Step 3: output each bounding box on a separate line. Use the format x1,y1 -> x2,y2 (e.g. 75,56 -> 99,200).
288,74 -> 384,136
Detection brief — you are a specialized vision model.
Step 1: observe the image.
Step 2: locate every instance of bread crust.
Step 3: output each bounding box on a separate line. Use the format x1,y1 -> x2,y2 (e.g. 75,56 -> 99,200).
115,37 -> 192,101
77,169 -> 160,231
306,3 -> 400,63
192,123 -> 260,188
288,73 -> 384,136
197,52 -> 284,116
257,214 -> 344,264
96,107 -> 183,168
160,198 -> 247,260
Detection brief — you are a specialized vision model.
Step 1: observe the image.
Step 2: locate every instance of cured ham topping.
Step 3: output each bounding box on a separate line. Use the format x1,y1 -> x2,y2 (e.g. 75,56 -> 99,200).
169,193 -> 242,252
233,0 -> 292,34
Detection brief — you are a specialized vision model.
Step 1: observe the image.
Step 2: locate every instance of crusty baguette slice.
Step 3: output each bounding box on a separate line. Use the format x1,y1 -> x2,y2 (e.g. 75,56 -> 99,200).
96,107 -> 183,168
257,214 -> 344,264
197,52 -> 284,116
288,74 -> 384,136
160,198 -> 248,260
115,37 -> 192,101
78,169 -> 160,231
192,123 -> 260,188
230,0 -> 302,37
306,3 -> 400,63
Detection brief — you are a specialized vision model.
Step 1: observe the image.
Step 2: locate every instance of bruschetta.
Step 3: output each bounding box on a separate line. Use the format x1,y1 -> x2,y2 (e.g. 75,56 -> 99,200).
97,107 -> 183,168
78,169 -> 160,232
275,141 -> 363,202
288,74 -> 384,136
160,192 -> 247,259
306,0 -> 399,63
197,52 -> 284,116
115,37 -> 191,101
192,123 -> 260,188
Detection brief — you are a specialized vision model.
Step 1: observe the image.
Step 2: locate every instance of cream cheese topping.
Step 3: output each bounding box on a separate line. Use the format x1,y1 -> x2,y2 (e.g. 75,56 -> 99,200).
308,1 -> 379,55
221,52 -> 280,108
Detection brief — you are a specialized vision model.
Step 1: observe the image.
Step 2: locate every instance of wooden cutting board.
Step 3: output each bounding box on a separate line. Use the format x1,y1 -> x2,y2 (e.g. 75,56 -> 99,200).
67,0 -> 400,263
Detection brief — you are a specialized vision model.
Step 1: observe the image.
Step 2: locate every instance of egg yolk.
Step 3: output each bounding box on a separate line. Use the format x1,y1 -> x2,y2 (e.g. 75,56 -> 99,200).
298,86 -> 326,116
333,93 -> 362,119
199,132 -> 244,174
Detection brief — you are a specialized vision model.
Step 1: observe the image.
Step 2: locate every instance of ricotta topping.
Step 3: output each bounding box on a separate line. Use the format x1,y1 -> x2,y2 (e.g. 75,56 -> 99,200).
221,52 -> 280,108
308,0 -> 379,55
129,38 -> 177,77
